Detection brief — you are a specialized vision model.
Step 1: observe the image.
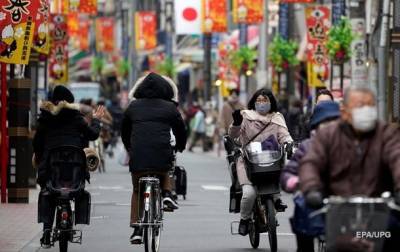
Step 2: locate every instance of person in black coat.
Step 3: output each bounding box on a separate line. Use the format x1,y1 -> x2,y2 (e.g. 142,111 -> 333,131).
33,85 -> 105,247
121,72 -> 187,244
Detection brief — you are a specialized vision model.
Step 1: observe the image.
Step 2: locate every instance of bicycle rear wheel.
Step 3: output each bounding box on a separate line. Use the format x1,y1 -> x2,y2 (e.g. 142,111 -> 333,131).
151,226 -> 161,252
249,220 -> 260,249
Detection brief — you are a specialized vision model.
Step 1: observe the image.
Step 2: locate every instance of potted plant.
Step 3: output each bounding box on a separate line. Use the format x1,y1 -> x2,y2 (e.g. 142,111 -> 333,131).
326,17 -> 355,64
230,46 -> 257,74
268,35 -> 299,72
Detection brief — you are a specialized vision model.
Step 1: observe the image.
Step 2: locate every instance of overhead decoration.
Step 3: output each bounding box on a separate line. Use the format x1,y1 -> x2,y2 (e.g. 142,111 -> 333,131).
0,0 -> 40,64
96,17 -> 115,52
135,11 -> 156,51
268,35 -> 299,73
50,0 -> 69,14
326,16 -> 354,64
155,57 -> 176,78
230,46 -> 257,73
233,0 -> 263,24
281,0 -> 314,2
217,41 -> 239,96
78,17 -> 90,51
78,0 -> 97,15
33,0 -> 50,55
49,14 -> 68,83
202,0 -> 227,33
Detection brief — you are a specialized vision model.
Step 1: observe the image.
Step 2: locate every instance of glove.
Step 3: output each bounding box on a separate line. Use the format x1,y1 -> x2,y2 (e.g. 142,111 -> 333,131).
305,190 -> 323,209
395,190 -> 400,206
285,142 -> 294,159
232,110 -> 243,126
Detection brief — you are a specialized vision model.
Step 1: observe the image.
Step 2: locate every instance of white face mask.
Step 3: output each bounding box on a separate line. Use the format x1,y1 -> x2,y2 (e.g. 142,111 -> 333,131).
351,106 -> 378,132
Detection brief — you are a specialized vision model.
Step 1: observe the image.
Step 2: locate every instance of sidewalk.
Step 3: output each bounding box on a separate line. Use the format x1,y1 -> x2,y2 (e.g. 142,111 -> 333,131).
0,188 -> 41,252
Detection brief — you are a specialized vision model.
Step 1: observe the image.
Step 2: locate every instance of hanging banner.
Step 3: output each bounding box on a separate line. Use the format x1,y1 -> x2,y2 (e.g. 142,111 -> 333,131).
33,0 -> 50,54
49,14 -> 68,84
278,3 -> 289,40
233,0 -> 263,24
135,11 -> 157,51
217,41 -> 239,96
79,18 -> 90,51
0,0 -> 40,64
50,0 -> 69,14
174,0 -> 201,35
351,18 -> 367,86
78,0 -> 97,15
332,0 -> 346,25
281,0 -> 314,2
305,5 -> 331,87
202,0 -> 227,33
96,17 -> 114,52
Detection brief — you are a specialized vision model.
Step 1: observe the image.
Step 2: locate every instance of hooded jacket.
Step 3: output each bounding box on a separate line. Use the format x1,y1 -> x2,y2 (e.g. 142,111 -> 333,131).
121,73 -> 187,172
33,100 -> 101,185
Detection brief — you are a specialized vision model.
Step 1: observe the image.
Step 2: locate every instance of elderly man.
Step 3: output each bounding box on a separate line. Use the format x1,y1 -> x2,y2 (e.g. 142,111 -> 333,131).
299,86 -> 400,251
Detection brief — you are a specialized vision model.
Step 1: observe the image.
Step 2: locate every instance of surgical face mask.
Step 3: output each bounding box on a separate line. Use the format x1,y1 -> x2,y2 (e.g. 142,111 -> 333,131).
255,102 -> 271,115
351,106 -> 378,132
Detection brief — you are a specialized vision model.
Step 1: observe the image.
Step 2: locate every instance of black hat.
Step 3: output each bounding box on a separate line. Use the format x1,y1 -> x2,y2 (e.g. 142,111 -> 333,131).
51,85 -> 74,103
310,101 -> 340,129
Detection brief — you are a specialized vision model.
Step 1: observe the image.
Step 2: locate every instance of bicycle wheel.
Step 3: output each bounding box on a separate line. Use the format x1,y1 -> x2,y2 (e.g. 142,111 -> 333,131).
151,225 -> 161,252
266,198 -> 277,252
249,220 -> 260,249
59,231 -> 69,252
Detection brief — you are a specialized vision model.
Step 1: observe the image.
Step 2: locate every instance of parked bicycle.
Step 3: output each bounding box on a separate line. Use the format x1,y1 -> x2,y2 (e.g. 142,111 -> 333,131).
310,194 -> 400,252
131,176 -> 163,252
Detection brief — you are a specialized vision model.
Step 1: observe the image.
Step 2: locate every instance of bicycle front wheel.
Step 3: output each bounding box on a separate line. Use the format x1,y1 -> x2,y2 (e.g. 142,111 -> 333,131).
151,225 -> 161,252
266,198 -> 277,252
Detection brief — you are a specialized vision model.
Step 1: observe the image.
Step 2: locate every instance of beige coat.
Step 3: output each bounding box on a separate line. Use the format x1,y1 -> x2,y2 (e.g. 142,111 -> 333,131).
229,110 -> 293,185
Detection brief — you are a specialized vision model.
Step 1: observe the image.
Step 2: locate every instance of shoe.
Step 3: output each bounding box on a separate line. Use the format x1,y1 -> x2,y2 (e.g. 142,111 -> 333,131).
40,230 -> 51,248
163,191 -> 179,210
275,198 -> 287,212
238,219 -> 250,236
130,227 -> 143,244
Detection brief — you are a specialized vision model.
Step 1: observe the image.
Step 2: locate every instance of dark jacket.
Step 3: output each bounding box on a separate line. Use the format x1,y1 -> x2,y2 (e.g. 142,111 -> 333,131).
299,120 -> 400,197
33,101 -> 101,185
281,139 -> 311,193
121,74 -> 187,173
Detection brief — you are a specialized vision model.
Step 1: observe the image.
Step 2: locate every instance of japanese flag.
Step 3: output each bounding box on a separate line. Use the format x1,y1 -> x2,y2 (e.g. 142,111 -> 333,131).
174,0 -> 201,35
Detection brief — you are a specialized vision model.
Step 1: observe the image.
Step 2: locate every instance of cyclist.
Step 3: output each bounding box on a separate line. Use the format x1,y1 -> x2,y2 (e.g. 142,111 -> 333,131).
33,85 -> 105,247
281,101 -> 340,252
299,86 -> 400,251
121,72 -> 187,244
229,88 -> 292,236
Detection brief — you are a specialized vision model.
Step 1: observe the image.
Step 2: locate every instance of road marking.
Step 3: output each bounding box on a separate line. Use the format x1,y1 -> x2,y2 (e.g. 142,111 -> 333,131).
90,192 -> 101,196
277,232 -> 295,236
98,186 -> 124,190
115,203 -> 131,206
91,216 -> 110,219
201,185 -> 229,191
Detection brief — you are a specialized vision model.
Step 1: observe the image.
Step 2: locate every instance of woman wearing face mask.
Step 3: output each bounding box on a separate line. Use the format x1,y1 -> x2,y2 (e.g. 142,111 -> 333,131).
229,88 -> 293,236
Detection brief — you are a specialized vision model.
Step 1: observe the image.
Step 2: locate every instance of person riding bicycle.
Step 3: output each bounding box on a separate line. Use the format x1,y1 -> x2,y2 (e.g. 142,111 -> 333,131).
299,86 -> 400,251
33,85 -> 105,248
121,72 -> 187,244
228,88 -> 292,236
281,100 -> 340,252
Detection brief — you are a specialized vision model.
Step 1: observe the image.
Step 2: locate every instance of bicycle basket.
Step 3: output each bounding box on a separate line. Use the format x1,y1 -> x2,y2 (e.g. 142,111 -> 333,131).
245,149 -> 282,173
325,201 -> 390,252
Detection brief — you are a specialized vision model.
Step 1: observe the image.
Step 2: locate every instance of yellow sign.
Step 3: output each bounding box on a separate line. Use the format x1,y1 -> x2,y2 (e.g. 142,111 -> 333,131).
307,62 -> 327,88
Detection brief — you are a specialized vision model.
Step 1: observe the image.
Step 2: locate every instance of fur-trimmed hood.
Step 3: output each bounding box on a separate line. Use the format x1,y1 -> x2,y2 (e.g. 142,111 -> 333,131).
40,100 -> 80,115
128,72 -> 178,103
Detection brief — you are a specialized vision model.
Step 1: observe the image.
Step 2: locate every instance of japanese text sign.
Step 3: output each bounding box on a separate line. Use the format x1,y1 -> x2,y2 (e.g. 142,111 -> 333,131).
202,0 -> 227,33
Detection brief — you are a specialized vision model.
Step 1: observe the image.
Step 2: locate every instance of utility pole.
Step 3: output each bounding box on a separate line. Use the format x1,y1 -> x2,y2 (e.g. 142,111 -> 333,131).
392,0 -> 400,122
239,23 -> 248,102
128,0 -> 138,88
257,0 -> 269,89
203,34 -> 212,102
377,0 -> 390,121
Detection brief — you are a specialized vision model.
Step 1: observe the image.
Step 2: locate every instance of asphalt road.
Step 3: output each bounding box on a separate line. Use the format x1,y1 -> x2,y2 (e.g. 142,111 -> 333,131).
22,147 -> 296,252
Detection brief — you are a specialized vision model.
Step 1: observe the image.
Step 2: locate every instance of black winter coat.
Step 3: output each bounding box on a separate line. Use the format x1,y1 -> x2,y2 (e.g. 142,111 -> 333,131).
33,101 -> 101,185
121,98 -> 187,172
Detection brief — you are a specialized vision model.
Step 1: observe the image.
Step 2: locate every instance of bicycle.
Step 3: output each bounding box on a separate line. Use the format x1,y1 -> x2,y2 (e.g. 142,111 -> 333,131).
132,176 -> 163,252
310,194 -> 400,252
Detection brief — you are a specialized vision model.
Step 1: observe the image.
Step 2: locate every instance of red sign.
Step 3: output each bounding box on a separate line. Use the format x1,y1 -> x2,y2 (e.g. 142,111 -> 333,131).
135,12 -> 157,51
202,0 -> 227,33
49,14 -> 68,83
96,17 -> 114,52
79,18 -> 90,51
79,0 -> 97,15
0,0 -> 41,64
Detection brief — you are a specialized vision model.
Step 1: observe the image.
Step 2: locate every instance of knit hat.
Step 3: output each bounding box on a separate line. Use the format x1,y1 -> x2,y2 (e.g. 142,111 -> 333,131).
51,85 -> 74,103
310,101 -> 340,129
